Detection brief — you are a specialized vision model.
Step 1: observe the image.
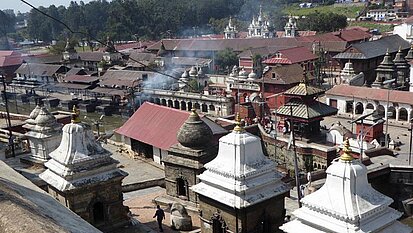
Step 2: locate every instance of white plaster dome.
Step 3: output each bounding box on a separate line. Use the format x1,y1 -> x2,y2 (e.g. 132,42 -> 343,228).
238,68 -> 248,79
247,71 -> 257,80
181,70 -> 189,79
189,66 -> 198,76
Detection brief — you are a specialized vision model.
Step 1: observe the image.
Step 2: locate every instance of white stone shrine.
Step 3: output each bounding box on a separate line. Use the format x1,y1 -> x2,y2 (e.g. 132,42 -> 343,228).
23,105 -> 62,163
39,107 -> 129,230
280,139 -> 412,233
191,114 -> 289,232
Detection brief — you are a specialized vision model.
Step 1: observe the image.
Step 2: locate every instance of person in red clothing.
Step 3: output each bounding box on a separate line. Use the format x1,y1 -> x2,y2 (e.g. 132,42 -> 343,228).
153,205 -> 165,232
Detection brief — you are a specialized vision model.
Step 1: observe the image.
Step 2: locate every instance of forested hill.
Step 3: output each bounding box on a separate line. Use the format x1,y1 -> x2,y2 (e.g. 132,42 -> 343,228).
26,0 -> 296,42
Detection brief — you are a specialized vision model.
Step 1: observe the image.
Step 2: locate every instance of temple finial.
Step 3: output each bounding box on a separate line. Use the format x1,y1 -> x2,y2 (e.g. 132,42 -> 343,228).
233,113 -> 244,132
71,105 -> 81,123
340,138 -> 354,161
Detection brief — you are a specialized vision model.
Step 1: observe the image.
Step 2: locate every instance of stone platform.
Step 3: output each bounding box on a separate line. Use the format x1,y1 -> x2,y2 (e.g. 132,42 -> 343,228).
153,194 -> 198,213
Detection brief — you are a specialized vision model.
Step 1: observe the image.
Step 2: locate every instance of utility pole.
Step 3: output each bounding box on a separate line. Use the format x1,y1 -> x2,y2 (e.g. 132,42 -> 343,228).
290,104 -> 301,208
1,75 -> 15,157
409,118 -> 413,166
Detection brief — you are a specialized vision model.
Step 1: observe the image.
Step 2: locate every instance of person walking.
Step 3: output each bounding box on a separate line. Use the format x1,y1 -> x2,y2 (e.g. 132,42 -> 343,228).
153,205 -> 165,232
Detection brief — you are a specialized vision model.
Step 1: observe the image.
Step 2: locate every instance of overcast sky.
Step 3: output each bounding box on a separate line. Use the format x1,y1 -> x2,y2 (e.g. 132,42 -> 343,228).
1,0 -> 97,13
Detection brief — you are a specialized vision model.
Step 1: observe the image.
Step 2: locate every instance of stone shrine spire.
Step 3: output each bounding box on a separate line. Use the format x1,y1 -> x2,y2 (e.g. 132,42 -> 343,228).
280,138 -> 412,233
224,16 -> 238,39
191,112 -> 289,232
39,106 -> 129,230
373,49 -> 397,88
23,105 -> 62,164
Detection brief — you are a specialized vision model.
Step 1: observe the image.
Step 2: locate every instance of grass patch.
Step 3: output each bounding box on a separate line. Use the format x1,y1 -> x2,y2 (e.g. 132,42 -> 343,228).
283,4 -> 364,18
348,21 -> 394,33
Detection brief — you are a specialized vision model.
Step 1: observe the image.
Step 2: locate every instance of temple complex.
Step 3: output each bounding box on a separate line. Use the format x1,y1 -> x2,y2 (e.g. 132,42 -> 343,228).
284,16 -> 298,38
22,105 -> 62,164
224,17 -> 238,39
39,107 -> 129,231
247,5 -> 273,38
281,139 -> 412,233
191,114 -> 289,233
163,109 -> 217,203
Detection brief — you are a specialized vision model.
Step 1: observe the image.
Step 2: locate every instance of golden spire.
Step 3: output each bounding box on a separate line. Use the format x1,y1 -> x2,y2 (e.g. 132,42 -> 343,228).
340,138 -> 354,161
190,108 -> 198,117
233,112 -> 244,132
71,105 -> 81,123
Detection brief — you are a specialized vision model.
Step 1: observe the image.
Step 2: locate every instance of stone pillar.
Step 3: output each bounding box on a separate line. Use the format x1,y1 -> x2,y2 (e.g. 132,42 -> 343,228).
396,107 -> 400,121
353,101 -> 356,116
408,109 -> 412,122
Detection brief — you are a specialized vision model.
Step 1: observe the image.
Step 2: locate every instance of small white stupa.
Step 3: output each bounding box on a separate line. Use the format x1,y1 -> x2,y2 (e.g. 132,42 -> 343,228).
23,105 -> 62,163
40,106 -> 129,230
192,113 -> 289,232
280,139 -> 412,233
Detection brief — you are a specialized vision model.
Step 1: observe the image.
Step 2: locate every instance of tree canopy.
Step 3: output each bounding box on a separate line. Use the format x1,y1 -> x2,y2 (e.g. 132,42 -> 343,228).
298,11 -> 348,33
215,48 -> 238,73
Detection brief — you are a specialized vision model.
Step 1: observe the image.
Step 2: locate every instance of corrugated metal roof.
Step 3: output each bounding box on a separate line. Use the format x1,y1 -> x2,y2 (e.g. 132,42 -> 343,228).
15,63 -> 65,76
115,102 -> 227,150
276,99 -> 338,120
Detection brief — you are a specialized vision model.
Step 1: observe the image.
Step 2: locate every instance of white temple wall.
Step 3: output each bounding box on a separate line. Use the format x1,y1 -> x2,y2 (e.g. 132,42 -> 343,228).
153,147 -> 166,165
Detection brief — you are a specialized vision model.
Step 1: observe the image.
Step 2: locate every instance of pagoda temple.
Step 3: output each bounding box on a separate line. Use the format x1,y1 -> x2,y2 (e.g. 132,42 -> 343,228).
372,50 -> 397,88
163,109 -> 217,203
39,107 -> 129,231
280,139 -> 412,233
191,114 -> 289,233
276,72 -> 338,139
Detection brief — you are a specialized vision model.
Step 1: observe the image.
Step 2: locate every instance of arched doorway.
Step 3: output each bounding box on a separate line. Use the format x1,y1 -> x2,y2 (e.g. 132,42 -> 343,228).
92,202 -> 105,224
377,105 -> 385,118
211,213 -> 225,233
176,178 -> 187,198
174,100 -> 180,109
161,99 -> 167,106
399,108 -> 408,121
388,106 -> 396,120
355,102 -> 364,115
366,103 -> 374,110
194,103 -> 200,110
167,100 -> 173,107
201,104 -> 208,113
180,101 -> 187,111
209,105 -> 215,112
155,98 -> 161,105
187,102 -> 193,111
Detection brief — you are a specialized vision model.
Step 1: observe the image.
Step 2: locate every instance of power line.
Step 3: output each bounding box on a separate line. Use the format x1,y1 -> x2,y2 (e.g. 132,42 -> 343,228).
20,0 -> 197,91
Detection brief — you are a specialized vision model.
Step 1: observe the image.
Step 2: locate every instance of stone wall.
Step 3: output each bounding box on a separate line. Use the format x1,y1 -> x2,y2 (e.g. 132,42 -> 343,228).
164,163 -> 199,203
46,178 -> 129,232
198,194 -> 286,233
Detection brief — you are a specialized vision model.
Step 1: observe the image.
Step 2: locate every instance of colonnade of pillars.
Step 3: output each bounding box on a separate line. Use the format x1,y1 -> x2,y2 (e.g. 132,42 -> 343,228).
350,101 -> 412,122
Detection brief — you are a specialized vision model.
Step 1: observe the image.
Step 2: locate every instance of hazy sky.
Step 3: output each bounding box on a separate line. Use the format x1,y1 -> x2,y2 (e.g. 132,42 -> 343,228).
1,0 -> 97,13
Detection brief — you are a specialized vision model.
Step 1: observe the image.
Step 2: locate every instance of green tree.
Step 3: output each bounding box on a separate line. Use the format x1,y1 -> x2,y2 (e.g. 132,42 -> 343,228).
299,11 -> 347,33
215,48 -> 238,74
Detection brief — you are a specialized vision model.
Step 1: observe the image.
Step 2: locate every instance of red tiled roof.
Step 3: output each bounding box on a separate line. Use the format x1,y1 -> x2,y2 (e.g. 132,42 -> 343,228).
263,46 -> 317,64
0,51 -> 22,67
326,85 -> 413,105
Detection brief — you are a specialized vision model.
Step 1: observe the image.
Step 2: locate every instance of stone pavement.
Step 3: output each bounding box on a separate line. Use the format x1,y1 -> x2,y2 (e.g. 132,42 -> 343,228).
103,144 -> 165,191
124,187 -> 201,233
